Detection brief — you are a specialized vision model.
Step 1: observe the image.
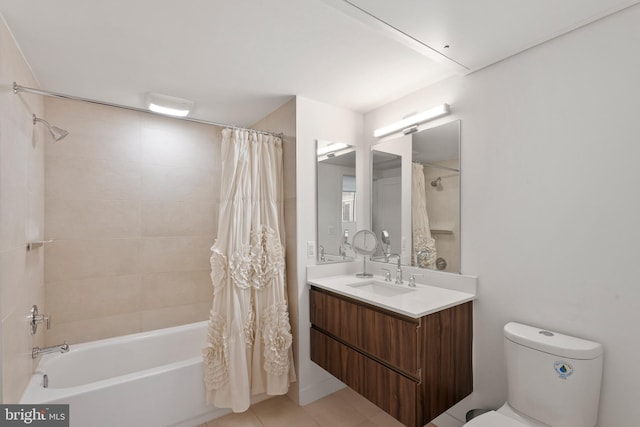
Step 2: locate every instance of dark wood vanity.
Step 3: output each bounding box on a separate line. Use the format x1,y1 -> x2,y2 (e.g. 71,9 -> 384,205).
310,286 -> 473,427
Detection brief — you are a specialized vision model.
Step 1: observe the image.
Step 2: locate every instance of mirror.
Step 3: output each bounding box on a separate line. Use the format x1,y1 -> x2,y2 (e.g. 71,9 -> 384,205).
316,140 -> 357,263
371,120 -> 460,273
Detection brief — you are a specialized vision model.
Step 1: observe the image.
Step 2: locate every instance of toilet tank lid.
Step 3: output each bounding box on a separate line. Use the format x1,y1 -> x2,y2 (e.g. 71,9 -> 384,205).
504,322 -> 603,360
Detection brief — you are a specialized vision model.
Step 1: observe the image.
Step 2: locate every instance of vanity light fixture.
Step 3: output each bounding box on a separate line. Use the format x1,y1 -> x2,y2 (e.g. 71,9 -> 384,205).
317,141 -> 348,156
146,92 -> 194,117
373,104 -> 450,138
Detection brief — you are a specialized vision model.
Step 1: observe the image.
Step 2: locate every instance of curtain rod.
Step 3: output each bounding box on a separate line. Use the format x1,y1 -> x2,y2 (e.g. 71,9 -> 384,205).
420,162 -> 460,173
13,82 -> 283,138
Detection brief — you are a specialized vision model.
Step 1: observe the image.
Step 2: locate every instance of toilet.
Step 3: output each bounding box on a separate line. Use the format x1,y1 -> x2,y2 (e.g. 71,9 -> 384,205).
465,322 -> 603,427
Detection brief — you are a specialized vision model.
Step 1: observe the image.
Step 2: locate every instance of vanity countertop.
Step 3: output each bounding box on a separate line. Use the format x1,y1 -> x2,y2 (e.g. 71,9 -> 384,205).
307,274 -> 476,319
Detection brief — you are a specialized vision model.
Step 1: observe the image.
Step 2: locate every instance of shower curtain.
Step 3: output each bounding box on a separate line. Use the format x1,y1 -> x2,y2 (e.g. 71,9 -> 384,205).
203,128 -> 295,412
412,162 -> 437,268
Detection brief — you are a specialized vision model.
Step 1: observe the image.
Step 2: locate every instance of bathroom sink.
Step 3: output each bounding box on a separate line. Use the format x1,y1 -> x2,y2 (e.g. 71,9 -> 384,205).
347,280 -> 415,297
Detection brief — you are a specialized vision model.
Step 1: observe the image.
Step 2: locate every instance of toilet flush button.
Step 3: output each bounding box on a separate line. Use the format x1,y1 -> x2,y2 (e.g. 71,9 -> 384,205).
539,330 -> 554,337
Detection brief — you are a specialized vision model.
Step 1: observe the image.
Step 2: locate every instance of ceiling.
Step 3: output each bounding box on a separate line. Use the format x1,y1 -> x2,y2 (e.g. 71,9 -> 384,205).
1,0 -> 637,127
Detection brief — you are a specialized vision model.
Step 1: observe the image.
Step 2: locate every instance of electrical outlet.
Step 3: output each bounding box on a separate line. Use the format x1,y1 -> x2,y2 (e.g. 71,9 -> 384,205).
307,241 -> 316,257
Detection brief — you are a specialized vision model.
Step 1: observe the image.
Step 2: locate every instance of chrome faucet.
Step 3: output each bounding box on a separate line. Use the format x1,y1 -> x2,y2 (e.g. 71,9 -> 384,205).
380,268 -> 392,282
341,230 -> 351,259
32,342 -> 69,359
409,273 -> 423,288
387,254 -> 403,284
319,245 -> 325,261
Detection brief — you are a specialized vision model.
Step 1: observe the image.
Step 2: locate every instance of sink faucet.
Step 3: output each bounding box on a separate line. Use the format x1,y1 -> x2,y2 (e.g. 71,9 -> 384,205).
319,245 -> 325,261
387,254 -> 403,284
340,230 -> 351,259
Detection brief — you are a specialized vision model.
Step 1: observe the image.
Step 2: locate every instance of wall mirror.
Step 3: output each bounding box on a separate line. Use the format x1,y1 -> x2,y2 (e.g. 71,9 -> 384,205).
316,140 -> 357,263
371,120 -> 460,273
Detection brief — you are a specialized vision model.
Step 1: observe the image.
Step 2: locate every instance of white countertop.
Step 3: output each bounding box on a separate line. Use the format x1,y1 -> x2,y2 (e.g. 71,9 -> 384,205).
307,274 -> 476,319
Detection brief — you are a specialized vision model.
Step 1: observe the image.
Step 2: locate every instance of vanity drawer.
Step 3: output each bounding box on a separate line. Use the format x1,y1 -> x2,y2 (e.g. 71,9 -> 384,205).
310,286 -> 420,377
311,327 -> 419,427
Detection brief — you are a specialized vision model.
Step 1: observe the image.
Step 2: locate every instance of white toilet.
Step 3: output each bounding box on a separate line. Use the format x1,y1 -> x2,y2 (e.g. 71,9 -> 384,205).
465,322 -> 603,427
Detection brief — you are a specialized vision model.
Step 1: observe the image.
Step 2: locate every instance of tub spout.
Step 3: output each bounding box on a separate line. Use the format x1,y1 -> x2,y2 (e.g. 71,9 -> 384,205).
32,342 -> 69,359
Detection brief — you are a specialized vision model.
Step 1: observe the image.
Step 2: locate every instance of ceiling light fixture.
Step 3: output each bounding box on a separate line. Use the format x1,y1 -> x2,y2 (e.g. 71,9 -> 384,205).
146,92 -> 194,117
317,141 -> 348,156
373,104 -> 450,138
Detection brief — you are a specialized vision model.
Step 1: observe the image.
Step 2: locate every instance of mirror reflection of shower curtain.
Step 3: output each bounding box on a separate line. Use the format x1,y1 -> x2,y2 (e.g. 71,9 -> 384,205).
412,162 -> 437,268
204,128 -> 295,412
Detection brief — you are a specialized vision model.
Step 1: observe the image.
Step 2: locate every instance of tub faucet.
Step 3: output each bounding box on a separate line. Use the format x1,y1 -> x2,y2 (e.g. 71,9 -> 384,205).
32,342 -> 69,359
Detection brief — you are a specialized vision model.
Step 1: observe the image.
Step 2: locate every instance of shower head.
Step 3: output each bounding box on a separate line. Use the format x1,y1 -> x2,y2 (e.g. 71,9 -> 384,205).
430,177 -> 442,188
33,114 -> 68,141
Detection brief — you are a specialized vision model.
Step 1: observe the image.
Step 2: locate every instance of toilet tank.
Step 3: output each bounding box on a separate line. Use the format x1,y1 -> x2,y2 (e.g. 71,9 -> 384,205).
504,322 -> 603,427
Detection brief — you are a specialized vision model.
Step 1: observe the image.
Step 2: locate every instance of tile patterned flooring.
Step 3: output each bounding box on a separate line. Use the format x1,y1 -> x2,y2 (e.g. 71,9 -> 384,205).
197,387 -> 438,427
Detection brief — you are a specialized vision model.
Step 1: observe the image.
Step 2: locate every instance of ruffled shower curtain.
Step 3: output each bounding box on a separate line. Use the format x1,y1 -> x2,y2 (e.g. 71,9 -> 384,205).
203,128 -> 295,412
412,162 -> 437,268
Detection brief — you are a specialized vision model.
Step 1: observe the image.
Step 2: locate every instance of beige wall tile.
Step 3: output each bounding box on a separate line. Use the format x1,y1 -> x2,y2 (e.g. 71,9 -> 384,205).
140,302 -> 210,332
140,163 -> 217,202
46,199 -> 141,240
141,236 -> 213,273
0,249 -> 27,322
45,312 -> 142,346
0,122 -> 29,252
45,155 -> 141,201
1,16 -> 46,402
46,275 -> 142,323
141,200 -> 216,237
45,239 -> 140,283
141,118 -> 220,171
1,311 -> 32,403
45,98 -> 143,163
141,270 -> 212,310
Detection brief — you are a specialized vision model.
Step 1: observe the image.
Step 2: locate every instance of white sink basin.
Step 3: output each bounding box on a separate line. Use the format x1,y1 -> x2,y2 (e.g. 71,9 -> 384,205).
347,280 -> 415,297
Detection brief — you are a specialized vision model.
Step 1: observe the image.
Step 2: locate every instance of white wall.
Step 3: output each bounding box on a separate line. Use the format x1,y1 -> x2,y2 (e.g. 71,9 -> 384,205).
364,5 -> 640,426
295,96 -> 363,404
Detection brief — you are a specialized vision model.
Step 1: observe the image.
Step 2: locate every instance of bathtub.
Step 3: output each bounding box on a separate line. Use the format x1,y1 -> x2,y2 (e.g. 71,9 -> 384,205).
20,321 -> 261,427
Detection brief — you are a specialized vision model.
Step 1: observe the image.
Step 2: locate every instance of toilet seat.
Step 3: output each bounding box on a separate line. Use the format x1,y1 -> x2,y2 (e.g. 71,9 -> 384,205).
464,411 -> 529,427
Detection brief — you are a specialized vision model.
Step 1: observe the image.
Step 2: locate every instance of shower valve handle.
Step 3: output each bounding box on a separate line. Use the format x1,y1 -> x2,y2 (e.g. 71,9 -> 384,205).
29,305 -> 51,335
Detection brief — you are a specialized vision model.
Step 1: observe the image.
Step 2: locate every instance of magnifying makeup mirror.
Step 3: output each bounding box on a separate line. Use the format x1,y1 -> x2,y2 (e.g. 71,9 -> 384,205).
352,230 -> 378,278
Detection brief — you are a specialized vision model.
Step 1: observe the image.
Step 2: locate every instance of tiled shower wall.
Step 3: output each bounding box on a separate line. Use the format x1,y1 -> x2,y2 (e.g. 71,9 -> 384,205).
0,16 -> 45,402
43,97 -> 222,345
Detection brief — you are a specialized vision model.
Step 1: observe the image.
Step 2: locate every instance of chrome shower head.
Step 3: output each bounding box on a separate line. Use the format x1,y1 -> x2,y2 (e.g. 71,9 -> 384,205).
33,114 -> 68,141
430,177 -> 442,188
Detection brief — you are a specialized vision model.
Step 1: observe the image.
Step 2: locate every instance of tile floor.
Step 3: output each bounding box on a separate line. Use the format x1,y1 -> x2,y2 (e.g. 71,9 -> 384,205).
197,387 -> 438,427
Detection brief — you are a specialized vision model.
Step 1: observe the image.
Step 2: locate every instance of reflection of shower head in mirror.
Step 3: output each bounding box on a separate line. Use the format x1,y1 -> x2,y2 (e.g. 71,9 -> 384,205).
381,230 -> 391,258
430,177 -> 443,191
381,230 -> 390,246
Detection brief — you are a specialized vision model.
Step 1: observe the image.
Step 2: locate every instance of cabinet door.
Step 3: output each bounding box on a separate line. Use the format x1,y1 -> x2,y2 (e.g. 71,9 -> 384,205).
359,307 -> 419,377
310,287 -> 360,346
310,287 -> 420,378
311,327 -> 419,427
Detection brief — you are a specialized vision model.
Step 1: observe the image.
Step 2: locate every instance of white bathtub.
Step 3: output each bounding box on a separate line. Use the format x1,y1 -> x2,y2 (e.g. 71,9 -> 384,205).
20,321 -> 252,427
